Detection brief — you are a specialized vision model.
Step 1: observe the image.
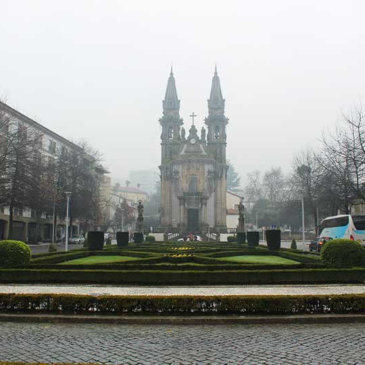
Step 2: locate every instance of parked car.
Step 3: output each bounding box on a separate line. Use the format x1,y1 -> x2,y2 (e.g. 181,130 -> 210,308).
69,235 -> 85,244
309,236 -> 332,252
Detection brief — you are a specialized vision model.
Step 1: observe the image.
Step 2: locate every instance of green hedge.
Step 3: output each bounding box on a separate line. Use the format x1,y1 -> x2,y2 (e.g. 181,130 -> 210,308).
321,239 -> 365,267
0,268 -> 364,285
0,293 -> 364,315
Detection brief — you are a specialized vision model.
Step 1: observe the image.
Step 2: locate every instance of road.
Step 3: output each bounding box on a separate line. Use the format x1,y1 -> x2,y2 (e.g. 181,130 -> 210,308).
0,322 -> 363,364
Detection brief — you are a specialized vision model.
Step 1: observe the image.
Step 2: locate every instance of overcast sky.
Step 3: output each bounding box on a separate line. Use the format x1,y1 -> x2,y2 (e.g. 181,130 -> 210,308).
1,0 -> 364,186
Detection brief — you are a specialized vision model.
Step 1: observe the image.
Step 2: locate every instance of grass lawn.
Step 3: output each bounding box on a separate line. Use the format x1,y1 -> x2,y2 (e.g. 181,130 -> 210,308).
62,256 -> 142,265
219,255 -> 299,265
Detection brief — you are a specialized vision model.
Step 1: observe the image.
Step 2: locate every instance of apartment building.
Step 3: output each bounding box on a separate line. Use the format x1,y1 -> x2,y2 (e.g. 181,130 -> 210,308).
0,101 -> 107,242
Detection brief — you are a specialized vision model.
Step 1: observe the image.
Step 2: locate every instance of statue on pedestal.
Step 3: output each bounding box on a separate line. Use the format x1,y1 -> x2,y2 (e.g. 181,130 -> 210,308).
237,198 -> 245,232
135,200 -> 144,233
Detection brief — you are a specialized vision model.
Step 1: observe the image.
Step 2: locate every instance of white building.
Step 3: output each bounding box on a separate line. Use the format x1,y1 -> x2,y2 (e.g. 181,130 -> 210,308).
0,101 -> 106,242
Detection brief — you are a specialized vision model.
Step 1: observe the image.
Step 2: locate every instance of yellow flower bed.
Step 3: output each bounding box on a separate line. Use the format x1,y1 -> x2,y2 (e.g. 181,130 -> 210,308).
164,254 -> 195,257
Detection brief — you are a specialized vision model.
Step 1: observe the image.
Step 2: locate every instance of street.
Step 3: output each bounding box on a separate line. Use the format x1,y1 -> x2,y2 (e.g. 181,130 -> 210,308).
0,322 -> 363,364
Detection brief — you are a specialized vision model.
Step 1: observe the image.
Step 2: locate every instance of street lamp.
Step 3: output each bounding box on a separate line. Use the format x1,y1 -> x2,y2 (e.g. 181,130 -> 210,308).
301,193 -> 305,251
65,192 -> 71,252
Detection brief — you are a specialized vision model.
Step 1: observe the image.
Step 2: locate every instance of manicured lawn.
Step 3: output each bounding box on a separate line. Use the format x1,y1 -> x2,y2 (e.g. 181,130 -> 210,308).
219,255 -> 299,265
62,256 -> 141,265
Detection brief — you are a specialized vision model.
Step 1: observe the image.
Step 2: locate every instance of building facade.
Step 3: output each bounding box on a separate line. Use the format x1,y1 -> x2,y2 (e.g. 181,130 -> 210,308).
159,68 -> 228,234
0,101 -> 106,242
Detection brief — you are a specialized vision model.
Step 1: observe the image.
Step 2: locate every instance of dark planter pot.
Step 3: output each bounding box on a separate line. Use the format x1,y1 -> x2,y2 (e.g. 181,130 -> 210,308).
133,232 -> 144,244
116,231 -> 129,247
87,231 -> 104,251
266,230 -> 281,250
247,231 -> 260,248
236,232 -> 246,244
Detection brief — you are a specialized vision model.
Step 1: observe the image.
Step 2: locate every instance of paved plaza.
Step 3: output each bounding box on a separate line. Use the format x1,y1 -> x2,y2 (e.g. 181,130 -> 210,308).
1,283 -> 364,296
0,321 -> 364,364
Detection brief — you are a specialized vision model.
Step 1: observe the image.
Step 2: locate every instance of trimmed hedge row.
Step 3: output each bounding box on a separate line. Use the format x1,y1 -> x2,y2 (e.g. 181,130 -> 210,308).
33,262 -> 310,271
0,268 -> 364,284
0,293 -> 364,315
31,250 -> 156,265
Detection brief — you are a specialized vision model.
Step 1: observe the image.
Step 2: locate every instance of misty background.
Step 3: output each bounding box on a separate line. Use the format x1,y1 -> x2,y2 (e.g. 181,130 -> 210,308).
1,0 -> 365,185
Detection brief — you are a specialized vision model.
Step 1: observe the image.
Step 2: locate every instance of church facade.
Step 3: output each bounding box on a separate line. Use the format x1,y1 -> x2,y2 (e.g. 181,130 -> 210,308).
159,68 -> 228,234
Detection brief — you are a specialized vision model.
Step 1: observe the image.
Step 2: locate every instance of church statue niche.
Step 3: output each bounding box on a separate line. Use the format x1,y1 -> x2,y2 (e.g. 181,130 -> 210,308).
214,126 -> 220,139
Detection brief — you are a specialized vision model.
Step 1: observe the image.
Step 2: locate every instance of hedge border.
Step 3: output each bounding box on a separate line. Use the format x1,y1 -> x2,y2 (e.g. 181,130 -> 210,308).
0,267 -> 364,285
0,293 -> 364,315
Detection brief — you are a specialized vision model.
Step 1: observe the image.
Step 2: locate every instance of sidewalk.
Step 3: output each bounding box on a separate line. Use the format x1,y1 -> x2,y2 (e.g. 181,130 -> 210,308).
1,284 -> 364,296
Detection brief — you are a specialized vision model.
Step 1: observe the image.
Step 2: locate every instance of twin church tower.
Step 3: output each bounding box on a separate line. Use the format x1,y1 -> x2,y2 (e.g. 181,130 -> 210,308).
159,68 -> 229,233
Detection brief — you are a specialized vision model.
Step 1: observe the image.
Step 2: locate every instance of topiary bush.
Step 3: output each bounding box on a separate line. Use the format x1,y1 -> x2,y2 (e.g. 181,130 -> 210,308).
247,231 -> 259,248
87,231 -> 104,251
236,232 -> 246,244
0,240 -> 31,267
133,233 -> 144,244
291,239 -> 297,250
227,236 -> 236,243
145,235 -> 156,243
266,229 -> 281,250
116,232 -> 129,247
48,243 -> 57,253
321,239 -> 365,267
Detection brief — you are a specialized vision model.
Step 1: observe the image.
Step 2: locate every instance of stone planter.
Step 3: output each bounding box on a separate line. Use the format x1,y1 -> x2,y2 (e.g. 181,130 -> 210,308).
265,229 -> 281,250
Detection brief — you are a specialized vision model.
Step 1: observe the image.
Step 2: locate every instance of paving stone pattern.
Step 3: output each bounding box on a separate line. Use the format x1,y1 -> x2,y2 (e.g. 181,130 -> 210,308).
0,322 -> 364,364
1,284 -> 365,296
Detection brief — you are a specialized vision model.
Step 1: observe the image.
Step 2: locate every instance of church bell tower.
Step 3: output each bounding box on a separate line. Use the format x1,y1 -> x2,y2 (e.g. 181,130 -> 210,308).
159,67 -> 228,233
205,67 -> 228,229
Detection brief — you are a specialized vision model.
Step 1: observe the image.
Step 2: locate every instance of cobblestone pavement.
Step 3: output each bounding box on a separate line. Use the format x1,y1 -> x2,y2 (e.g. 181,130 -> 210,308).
1,284 -> 364,296
0,322 -> 364,364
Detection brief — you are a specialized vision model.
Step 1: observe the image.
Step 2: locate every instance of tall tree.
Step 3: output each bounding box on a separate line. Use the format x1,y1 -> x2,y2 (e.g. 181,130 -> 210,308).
227,160 -> 241,192
0,118 -> 42,238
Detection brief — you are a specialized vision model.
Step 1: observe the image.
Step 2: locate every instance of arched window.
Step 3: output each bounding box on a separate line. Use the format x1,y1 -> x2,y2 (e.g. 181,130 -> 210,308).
168,127 -> 174,139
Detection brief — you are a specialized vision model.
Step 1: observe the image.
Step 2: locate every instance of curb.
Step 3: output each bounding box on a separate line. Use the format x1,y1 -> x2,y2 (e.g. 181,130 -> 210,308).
1,313 -> 365,325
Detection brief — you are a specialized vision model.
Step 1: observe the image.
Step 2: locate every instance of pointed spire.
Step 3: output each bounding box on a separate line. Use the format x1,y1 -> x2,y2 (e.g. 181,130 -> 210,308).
163,68 -> 180,112
208,66 -> 225,111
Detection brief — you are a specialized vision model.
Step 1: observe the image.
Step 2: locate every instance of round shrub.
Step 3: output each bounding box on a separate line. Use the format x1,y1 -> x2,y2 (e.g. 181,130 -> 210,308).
227,236 -> 236,243
321,239 -> 365,267
48,243 -> 57,253
145,235 -> 156,243
87,231 -> 104,251
0,240 -> 31,267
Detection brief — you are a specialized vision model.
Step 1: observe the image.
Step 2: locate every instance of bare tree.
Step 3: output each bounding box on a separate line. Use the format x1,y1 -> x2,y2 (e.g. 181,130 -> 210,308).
244,170 -> 262,202
0,118 -> 43,238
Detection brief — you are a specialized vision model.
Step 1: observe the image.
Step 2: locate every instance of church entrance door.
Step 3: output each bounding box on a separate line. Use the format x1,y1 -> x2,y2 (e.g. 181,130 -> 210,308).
187,209 -> 199,233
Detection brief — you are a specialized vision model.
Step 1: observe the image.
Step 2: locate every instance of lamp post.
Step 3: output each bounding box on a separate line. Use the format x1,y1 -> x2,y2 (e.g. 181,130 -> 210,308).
301,193 -> 305,251
65,192 -> 71,252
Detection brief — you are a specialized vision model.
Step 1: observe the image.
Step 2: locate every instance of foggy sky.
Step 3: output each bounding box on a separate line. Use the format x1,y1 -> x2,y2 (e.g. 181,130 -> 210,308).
1,0 -> 365,186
